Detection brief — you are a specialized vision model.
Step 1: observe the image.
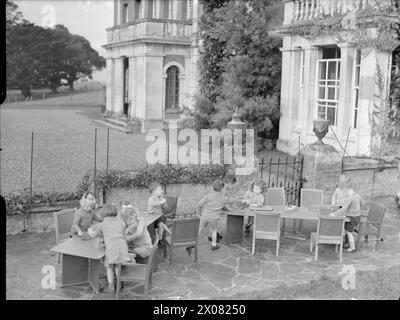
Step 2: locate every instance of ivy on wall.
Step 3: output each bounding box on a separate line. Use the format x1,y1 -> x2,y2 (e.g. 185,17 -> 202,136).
77,164 -> 228,194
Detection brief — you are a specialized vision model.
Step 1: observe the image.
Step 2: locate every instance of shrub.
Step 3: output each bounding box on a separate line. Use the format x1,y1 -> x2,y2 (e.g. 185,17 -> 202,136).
77,164 -> 228,193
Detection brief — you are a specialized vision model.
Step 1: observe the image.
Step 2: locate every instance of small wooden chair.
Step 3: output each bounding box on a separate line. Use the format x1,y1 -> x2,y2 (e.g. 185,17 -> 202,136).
115,236 -> 160,299
163,217 -> 200,264
252,211 -> 281,256
356,204 -> 386,250
265,188 -> 286,233
299,189 -> 324,233
310,215 -> 346,262
53,208 -> 76,263
163,194 -> 179,227
265,188 -> 286,206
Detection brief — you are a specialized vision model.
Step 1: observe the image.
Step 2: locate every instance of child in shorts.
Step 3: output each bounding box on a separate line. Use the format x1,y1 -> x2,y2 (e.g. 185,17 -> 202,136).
197,179 -> 232,251
147,182 -> 168,246
331,187 -> 365,252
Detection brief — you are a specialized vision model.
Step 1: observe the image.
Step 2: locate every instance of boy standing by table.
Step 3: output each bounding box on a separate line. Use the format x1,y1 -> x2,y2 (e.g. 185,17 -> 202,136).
197,179 -> 232,251
331,187 -> 365,252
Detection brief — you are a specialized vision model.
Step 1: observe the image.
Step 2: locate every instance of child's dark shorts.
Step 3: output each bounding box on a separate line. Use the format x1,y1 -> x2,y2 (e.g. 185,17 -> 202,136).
154,216 -> 166,226
345,216 -> 361,232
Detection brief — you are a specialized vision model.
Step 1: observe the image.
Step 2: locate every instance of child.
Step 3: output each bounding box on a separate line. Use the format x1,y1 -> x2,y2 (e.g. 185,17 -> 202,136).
331,174 -> 350,207
147,182 -> 168,246
71,192 -> 102,239
197,179 -> 232,251
87,204 -> 133,294
242,179 -> 265,233
331,187 -> 365,252
122,207 -> 153,259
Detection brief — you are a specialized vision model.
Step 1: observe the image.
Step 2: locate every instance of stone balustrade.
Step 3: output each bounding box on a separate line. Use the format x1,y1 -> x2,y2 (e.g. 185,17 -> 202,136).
283,0 -> 394,25
106,19 -> 192,44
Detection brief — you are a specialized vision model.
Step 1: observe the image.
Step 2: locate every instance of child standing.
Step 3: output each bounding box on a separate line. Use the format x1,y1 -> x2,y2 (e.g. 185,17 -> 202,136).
242,180 -> 265,233
197,179 -> 232,251
71,192 -> 102,239
147,182 -> 168,246
331,187 -> 365,252
87,204 -> 133,294
122,207 -> 153,258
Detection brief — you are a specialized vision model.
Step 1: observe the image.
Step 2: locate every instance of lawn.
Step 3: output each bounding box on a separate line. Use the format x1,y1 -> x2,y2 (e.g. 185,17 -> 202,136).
222,265 -> 400,300
1,90 -> 151,194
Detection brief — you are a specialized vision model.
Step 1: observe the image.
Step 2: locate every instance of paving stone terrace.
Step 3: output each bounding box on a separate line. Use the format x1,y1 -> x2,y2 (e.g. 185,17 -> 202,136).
6,197 -> 400,300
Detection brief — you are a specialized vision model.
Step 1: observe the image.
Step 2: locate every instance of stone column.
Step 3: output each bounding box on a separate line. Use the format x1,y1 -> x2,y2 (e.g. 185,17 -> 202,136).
105,58 -> 114,115
128,56 -> 136,120
301,46 -> 319,141
114,57 -> 125,116
338,43 -> 356,137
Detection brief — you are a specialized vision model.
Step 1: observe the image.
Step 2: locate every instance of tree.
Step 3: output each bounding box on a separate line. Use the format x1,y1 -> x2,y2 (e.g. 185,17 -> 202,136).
6,2 -> 106,97
190,0 -> 282,148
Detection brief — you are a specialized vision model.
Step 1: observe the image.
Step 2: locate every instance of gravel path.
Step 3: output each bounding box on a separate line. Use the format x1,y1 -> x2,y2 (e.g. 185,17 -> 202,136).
1,91 -> 150,194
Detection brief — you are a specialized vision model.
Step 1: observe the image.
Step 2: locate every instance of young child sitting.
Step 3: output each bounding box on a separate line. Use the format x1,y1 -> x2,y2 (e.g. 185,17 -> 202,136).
71,192 -> 102,239
242,179 -> 265,233
331,174 -> 350,207
147,182 -> 168,246
121,206 -> 153,260
196,179 -> 233,251
331,186 -> 365,252
86,204 -> 134,294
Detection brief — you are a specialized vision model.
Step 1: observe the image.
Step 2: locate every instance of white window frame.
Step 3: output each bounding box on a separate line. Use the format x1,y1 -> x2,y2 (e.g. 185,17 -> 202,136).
351,49 -> 361,129
315,58 -> 341,126
297,49 -> 305,128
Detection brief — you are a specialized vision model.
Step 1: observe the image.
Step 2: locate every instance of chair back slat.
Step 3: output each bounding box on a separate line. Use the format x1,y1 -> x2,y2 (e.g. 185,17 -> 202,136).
265,188 -> 285,206
255,212 -> 281,233
301,189 -> 323,208
172,218 -> 200,244
367,204 -> 386,229
145,241 -> 160,280
318,206 -> 340,215
53,208 -> 76,243
318,216 -> 345,238
162,194 -> 178,218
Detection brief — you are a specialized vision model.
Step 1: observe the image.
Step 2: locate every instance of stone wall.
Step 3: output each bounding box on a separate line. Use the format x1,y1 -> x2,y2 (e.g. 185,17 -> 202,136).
301,147 -> 400,203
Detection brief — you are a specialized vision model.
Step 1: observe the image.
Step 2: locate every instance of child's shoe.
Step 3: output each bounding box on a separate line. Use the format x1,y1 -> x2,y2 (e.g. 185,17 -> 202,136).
211,244 -> 220,251
103,283 -> 116,294
217,233 -> 223,240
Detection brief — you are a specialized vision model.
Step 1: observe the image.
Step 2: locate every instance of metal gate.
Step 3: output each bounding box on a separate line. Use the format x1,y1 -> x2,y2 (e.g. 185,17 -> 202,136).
259,157 -> 304,206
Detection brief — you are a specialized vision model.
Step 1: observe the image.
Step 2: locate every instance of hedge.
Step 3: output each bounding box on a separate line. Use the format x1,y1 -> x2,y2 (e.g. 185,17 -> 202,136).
5,164 -> 229,215
77,164 -> 228,194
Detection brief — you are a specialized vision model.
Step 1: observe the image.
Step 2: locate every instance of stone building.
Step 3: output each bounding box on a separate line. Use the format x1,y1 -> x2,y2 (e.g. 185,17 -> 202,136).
103,0 -> 202,132
276,0 -> 400,157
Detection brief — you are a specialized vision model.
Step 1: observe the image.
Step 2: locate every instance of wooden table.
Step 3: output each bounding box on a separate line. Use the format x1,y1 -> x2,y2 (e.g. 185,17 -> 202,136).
223,206 -> 349,244
50,213 -> 162,293
50,236 -> 105,293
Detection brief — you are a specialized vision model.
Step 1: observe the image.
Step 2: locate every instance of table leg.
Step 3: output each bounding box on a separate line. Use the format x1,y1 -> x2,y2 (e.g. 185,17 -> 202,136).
225,215 -> 245,244
61,254 -> 88,288
88,258 -> 101,294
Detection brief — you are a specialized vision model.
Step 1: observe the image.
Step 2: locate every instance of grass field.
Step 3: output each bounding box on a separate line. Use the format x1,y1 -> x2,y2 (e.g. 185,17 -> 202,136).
1,90 -> 151,194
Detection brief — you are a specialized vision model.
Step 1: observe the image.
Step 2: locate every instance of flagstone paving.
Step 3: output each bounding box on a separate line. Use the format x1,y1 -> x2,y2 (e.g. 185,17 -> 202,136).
6,197 -> 400,300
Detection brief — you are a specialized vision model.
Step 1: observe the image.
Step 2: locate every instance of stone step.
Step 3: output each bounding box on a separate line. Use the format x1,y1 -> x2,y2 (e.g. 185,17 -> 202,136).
105,117 -> 129,127
92,119 -> 133,134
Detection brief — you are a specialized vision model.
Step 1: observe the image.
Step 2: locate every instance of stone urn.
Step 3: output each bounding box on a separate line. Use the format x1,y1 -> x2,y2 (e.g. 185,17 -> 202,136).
313,115 -> 330,145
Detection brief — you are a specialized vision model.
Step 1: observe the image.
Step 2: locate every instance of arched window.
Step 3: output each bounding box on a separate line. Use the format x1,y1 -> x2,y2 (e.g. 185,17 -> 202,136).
165,66 -> 180,110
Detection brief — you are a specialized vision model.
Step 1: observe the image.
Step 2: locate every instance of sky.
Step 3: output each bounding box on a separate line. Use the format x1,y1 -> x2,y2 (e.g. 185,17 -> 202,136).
15,0 -> 114,83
